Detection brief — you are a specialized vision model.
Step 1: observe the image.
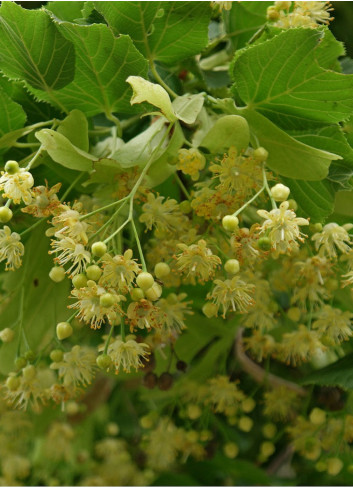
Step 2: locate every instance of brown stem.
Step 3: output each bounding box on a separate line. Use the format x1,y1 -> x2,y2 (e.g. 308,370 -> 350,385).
235,327 -> 307,397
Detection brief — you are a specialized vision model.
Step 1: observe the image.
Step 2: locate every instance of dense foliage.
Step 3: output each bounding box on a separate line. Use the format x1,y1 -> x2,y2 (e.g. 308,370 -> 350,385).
1,0 -> 353,485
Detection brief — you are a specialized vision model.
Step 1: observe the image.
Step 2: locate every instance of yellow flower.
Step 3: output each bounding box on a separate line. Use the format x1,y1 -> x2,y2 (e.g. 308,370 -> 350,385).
263,387 -> 300,420
257,201 -> 309,254
127,299 -> 166,332
0,168 -> 34,204
207,376 -> 245,413
106,336 -> 150,373
208,275 -> 255,317
49,203 -> 90,244
100,249 -> 140,292
50,345 -> 97,387
139,193 -> 187,235
21,183 -> 61,217
277,325 -> 325,366
0,226 -> 24,271
157,293 -> 192,336
312,222 -> 351,259
313,305 -> 353,344
177,148 -> 206,180
70,280 -> 123,329
50,236 -> 91,276
176,239 -> 221,283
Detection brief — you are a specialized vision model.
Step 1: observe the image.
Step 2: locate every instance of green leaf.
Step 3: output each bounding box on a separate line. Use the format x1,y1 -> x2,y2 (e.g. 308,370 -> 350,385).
291,125 -> 353,189
57,110 -> 89,152
95,1 -> 211,64
223,1 -> 271,52
334,190 -> 353,217
0,87 -> 26,141
239,108 -> 340,180
282,177 -> 335,222
301,353 -> 353,390
199,115 -> 250,153
231,28 -> 353,128
0,2 -> 75,90
46,1 -> 86,22
31,22 -> 148,117
0,224 -> 70,375
172,94 -> 205,125
35,129 -> 94,171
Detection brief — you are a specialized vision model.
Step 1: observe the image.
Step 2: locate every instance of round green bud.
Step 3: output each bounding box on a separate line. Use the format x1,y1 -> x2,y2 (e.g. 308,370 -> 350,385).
0,206 -> 13,223
50,349 -> 64,363
262,423 -> 277,439
222,215 -> 239,232
56,321 -> 73,340
327,457 -> 343,476
287,199 -> 298,211
258,237 -> 272,251
179,200 -> 192,214
187,404 -> 202,420
154,262 -> 170,279
130,288 -> 145,301
223,442 -> 239,459
287,307 -> 301,322
72,273 -> 87,289
315,461 -> 327,473
91,241 -> 107,257
242,397 -> 255,413
6,375 -> 20,391
202,302 -> 218,318
309,407 -> 326,426
22,364 -> 36,380
106,422 -> 120,436
15,357 -> 27,370
96,354 -> 112,370
136,272 -> 155,291
260,441 -> 275,458
270,183 -> 290,202
49,266 -> 66,283
24,350 -> 36,362
99,293 -> 116,308
86,265 -> 102,281
267,5 -> 280,20
4,160 -> 19,175
238,416 -> 253,432
145,282 -> 162,301
224,259 -> 240,275
310,223 -> 323,233
0,328 -> 14,343
253,147 -> 268,162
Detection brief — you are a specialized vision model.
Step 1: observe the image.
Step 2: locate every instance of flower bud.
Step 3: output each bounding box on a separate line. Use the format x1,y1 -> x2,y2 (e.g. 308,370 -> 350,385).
130,288 -> 145,301
238,416 -> 253,432
154,262 -> 170,279
50,349 -> 64,362
86,265 -> 102,281
91,241 -> 107,257
258,237 -> 272,251
4,160 -> 19,174
187,404 -> 202,420
327,457 -> 343,476
262,423 -> 277,439
179,200 -> 192,213
260,441 -> 275,458
99,293 -> 116,308
56,321 -> 73,340
202,302 -> 218,318
270,183 -> 290,202
72,273 -> 87,289
96,354 -> 112,370
253,147 -> 268,162
242,397 -> 255,413
222,215 -> 239,232
287,199 -> 298,211
49,266 -> 66,283
145,282 -> 162,301
6,375 -> 20,391
0,328 -> 14,343
309,407 -> 326,425
224,259 -> 240,275
223,442 -> 239,459
0,206 -> 13,223
22,364 -> 36,380
136,272 -> 155,291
